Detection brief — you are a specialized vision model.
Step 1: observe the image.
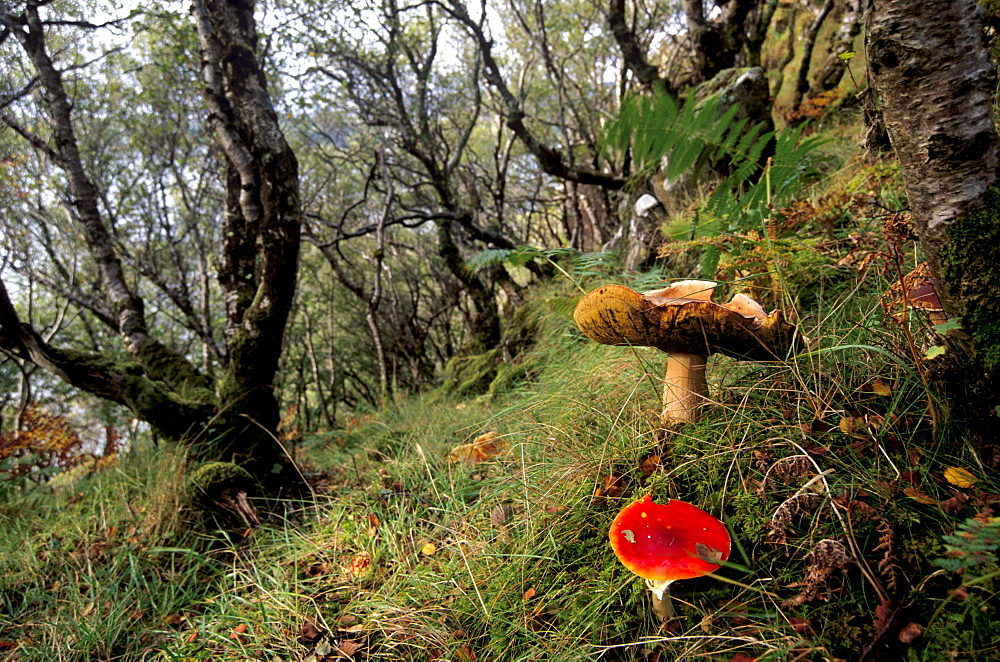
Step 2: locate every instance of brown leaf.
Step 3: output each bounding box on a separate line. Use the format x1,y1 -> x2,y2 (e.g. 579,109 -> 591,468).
590,471 -> 626,506
522,587 -> 536,601
872,377 -> 892,396
639,455 -> 662,477
305,561 -> 329,578
940,491 -> 969,514
727,655 -> 756,662
455,643 -> 477,661
903,487 -> 938,505
164,613 -> 187,629
898,622 -> 922,644
230,622 -> 248,643
299,620 -> 326,645
338,639 -> 364,657
787,617 -> 814,636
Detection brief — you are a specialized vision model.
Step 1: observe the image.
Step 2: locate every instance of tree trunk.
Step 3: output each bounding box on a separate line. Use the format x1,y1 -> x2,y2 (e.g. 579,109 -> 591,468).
791,0 -> 836,111
811,0 -> 863,94
866,0 -> 1000,449
0,0 -> 304,496
682,0 -> 763,83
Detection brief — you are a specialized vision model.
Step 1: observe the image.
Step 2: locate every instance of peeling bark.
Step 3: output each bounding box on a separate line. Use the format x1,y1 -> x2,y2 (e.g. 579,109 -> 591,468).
192,0 -> 303,491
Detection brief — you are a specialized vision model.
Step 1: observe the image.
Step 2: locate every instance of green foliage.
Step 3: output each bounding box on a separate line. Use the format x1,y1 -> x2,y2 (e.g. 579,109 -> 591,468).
601,89 -> 828,240
936,516 -> 1000,574
602,90 -> 767,181
466,246 -> 614,290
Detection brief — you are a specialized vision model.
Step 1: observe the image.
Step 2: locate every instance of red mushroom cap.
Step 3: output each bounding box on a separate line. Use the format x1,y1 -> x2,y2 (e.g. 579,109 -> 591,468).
609,494 -> 731,583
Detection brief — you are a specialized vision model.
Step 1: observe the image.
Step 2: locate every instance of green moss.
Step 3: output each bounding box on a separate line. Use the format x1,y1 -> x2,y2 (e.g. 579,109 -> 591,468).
185,461 -> 255,501
53,347 -> 215,440
941,185 -> 1000,377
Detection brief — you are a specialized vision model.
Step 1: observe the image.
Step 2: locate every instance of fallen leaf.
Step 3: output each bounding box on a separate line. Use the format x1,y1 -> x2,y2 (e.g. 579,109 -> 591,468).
940,491 -> 969,514
420,542 -> 438,556
839,416 -> 867,439
339,639 -> 364,656
447,431 -> 507,463
787,617 -> 814,636
639,455 -> 662,477
490,504 -> 515,526
299,620 -> 326,644
315,639 -> 333,656
903,487 -> 938,505
872,377 -> 892,396
231,622 -> 249,644
873,599 -> 895,632
455,643 -> 477,660
898,622 -> 922,644
522,587 -> 536,601
305,561 -> 329,578
944,467 -> 979,488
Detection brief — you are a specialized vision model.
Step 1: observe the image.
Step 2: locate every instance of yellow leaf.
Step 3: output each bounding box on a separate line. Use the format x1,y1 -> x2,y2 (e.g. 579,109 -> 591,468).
420,542 -> 437,556
944,466 -> 978,488
872,377 -> 891,396
446,431 -> 507,463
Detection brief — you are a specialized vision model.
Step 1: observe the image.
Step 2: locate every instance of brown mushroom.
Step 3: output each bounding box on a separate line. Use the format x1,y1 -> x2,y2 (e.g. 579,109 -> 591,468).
573,281 -> 799,424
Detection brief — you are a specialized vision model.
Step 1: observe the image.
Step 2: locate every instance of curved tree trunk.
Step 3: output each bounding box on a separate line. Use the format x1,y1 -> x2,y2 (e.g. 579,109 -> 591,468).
0,0 -> 304,496
866,0 -> 1000,450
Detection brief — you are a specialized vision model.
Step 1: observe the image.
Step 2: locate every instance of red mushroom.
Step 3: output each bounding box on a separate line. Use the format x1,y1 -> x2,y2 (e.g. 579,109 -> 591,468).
609,494 -> 731,619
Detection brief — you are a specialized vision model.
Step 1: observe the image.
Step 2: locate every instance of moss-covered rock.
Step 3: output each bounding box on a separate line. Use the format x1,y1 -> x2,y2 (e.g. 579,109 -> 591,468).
185,461 -> 255,503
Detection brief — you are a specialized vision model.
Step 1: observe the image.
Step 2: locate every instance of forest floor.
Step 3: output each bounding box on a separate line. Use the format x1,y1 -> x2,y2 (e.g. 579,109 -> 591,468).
2,113 -> 999,661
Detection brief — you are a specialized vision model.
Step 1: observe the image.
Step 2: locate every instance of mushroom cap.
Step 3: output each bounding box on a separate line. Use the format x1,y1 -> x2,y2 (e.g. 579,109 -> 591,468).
904,283 -> 942,311
609,494 -> 731,583
573,283 -> 798,360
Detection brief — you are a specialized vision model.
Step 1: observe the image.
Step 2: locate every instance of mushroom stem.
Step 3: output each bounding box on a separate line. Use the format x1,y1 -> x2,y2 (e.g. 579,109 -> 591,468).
646,578 -> 676,620
661,353 -> 709,424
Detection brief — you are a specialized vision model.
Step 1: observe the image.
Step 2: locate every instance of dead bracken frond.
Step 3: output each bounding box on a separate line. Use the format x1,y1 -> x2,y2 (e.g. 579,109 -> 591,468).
785,539 -> 853,605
